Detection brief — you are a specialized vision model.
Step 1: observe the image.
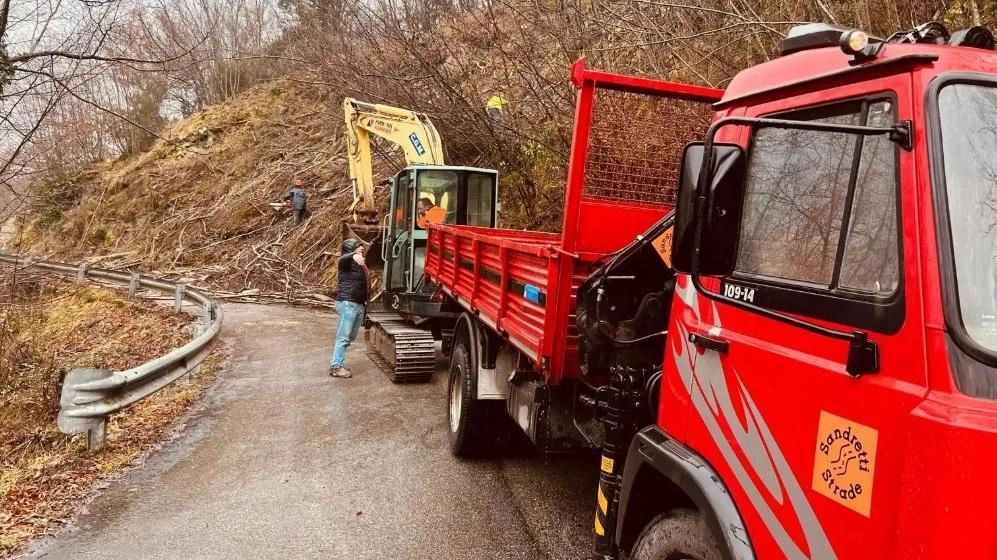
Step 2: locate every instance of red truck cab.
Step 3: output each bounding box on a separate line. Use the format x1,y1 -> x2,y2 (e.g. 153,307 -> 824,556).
623,23 -> 997,560
426,21 -> 997,560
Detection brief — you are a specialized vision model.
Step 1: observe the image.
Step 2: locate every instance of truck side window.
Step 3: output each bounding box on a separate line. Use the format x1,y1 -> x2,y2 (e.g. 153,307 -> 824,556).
837,104 -> 899,294
736,99 -> 899,296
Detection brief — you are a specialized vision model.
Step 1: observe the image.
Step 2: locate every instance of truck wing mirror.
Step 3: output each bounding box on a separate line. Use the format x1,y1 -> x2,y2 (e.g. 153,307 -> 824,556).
671,142 -> 746,276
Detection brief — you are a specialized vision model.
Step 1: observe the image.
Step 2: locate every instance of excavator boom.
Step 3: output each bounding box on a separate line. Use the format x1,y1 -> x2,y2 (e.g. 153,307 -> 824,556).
343,98 -> 446,220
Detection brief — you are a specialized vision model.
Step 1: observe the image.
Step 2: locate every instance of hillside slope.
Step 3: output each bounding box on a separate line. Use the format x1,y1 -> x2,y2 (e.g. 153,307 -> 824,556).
17,82 -> 380,297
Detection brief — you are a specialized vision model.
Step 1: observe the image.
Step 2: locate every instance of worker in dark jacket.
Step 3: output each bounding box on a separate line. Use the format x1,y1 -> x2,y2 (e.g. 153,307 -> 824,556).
283,177 -> 308,225
330,238 -> 369,378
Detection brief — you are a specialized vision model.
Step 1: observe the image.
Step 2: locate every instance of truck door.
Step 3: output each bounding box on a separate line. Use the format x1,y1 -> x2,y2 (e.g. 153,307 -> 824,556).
385,170 -> 414,293
668,75 -> 927,559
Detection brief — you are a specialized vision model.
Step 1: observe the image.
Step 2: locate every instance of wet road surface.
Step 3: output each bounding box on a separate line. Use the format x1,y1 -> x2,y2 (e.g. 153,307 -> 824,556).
24,304 -> 600,560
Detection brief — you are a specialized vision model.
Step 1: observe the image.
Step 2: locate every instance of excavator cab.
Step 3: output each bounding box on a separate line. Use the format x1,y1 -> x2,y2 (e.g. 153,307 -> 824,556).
382,165 -> 499,309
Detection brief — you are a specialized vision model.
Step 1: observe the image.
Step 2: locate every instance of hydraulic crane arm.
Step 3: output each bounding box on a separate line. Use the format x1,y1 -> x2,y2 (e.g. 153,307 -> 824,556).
343,98 -> 446,220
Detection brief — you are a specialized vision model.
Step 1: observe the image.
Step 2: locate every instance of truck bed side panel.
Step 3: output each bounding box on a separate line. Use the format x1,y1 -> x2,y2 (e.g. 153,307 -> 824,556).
425,224 -> 601,381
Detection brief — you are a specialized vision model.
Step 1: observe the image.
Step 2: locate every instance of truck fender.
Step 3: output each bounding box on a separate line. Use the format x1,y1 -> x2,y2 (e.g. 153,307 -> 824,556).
616,426 -> 754,560
452,311 -> 510,400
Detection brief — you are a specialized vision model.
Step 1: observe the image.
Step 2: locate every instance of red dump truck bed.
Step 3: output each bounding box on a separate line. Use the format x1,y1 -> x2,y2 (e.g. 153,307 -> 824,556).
424,59 -> 724,385
425,225 -> 597,385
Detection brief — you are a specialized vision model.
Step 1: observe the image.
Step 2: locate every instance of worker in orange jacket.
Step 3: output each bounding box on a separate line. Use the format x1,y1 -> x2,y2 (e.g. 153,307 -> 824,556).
417,197 -> 446,228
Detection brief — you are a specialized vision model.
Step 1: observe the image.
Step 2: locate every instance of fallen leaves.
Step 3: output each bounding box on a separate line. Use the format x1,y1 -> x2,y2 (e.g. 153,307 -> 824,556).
0,277 -> 227,558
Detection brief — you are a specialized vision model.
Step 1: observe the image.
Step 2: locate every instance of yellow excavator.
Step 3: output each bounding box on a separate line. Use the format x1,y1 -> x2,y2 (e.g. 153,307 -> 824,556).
342,99 -> 445,257
342,98 -> 500,382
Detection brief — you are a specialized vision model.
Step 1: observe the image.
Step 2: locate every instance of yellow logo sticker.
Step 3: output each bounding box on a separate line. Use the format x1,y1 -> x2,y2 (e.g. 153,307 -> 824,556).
811,411 -> 878,517
651,227 -> 674,267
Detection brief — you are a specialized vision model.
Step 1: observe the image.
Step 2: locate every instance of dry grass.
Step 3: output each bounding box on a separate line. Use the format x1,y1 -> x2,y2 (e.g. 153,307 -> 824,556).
0,274 -> 224,558
16,82 -> 394,297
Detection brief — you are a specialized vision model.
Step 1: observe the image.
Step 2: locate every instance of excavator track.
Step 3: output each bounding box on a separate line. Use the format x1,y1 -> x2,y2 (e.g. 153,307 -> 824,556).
365,312 -> 436,383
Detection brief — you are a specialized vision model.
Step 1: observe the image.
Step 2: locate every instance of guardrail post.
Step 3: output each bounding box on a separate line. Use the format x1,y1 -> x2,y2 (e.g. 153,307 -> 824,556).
128,273 -> 140,299
174,283 -> 186,312
196,302 -> 214,335
77,263 -> 89,283
87,421 -> 107,451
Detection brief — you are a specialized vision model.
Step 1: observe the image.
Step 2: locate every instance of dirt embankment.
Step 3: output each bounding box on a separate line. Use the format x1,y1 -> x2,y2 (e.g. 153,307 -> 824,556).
0,271 -> 223,558
14,81 -> 393,299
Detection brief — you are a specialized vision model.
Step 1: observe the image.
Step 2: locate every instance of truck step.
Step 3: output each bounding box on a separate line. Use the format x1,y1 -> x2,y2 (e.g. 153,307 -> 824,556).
365,316 -> 436,383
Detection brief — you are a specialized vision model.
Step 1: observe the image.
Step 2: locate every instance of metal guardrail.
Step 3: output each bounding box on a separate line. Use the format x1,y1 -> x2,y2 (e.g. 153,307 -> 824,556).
0,254 -> 223,450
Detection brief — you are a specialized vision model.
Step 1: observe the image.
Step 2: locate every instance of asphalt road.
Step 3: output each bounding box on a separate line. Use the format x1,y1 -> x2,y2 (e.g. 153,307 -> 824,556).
24,303 -> 600,560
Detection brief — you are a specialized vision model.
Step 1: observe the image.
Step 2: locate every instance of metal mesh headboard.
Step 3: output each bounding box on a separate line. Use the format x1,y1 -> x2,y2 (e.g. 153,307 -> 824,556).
583,89 -> 714,208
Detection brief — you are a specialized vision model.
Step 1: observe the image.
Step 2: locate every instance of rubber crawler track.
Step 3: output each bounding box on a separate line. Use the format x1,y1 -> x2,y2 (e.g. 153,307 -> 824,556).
365,312 -> 436,383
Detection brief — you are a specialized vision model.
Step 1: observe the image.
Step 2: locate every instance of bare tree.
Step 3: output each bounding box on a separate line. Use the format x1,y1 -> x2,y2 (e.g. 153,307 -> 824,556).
0,2 -> 222,220
132,0 -> 286,114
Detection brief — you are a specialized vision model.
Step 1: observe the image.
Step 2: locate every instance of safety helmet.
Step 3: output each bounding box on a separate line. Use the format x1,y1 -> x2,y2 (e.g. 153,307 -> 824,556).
342,238 -> 363,254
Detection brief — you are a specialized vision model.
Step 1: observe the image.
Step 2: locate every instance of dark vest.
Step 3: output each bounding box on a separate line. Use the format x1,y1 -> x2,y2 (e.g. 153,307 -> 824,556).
337,254 -> 368,304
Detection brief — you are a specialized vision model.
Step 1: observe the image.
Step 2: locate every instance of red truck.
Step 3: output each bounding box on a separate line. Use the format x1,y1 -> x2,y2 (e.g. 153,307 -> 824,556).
424,21 -> 997,560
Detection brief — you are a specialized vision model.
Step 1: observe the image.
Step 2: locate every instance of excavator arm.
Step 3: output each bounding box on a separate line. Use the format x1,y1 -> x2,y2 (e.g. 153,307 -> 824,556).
343,98 -> 446,221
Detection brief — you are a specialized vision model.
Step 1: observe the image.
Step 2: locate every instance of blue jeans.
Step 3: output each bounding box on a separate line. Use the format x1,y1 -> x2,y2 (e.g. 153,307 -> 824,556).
331,300 -> 364,368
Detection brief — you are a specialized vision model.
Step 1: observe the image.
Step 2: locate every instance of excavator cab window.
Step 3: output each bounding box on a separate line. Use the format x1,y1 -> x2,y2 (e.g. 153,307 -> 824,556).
467,173 -> 494,226
416,170 -> 458,229
385,166 -> 499,296
386,172 -> 414,292
394,173 -> 412,229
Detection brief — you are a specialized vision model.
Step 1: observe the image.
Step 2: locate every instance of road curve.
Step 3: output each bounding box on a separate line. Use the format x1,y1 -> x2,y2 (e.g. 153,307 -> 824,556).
23,303 -> 599,560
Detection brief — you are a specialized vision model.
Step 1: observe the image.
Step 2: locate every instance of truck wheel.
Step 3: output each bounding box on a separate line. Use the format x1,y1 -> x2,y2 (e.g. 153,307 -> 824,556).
447,338 -> 487,457
630,509 -> 721,560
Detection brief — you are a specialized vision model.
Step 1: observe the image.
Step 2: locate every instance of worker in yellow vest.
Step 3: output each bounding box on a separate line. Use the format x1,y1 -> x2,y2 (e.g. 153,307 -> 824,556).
486,95 -> 508,120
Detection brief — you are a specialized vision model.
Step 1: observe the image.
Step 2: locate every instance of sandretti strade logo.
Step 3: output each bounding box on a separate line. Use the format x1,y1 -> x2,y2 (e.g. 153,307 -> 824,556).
811,410 -> 879,517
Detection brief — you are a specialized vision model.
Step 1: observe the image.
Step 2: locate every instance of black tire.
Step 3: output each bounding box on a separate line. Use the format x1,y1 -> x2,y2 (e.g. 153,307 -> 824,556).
630,509 -> 721,560
446,337 -> 503,457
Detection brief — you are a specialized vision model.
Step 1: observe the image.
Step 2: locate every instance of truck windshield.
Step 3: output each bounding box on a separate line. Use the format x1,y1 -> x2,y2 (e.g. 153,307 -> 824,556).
937,83 -> 997,354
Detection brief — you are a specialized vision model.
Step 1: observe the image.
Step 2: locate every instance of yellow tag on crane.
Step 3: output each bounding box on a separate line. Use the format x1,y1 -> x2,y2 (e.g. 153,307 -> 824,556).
651,227 -> 674,267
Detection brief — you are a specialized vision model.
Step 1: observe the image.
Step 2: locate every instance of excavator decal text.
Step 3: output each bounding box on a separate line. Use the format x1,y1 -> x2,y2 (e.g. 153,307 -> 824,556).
409,132 -> 427,156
